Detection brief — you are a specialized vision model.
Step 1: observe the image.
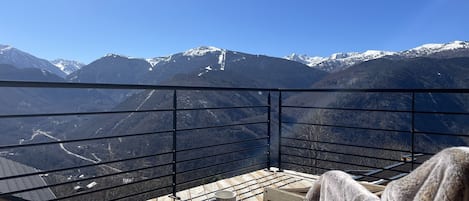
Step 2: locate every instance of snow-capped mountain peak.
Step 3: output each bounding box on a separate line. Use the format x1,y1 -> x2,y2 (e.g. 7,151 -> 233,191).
0,44 -> 66,77
103,53 -> 133,59
285,53 -> 327,67
407,40 -> 469,55
329,52 -> 359,60
361,50 -> 394,56
413,43 -> 444,50
183,46 -> 223,57
51,59 -> 85,75
286,50 -> 396,72
285,40 -> 468,72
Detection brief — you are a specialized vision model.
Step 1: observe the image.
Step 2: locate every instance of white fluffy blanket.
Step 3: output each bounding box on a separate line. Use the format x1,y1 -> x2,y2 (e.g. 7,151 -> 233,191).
305,170 -> 379,201
382,147 -> 469,201
306,147 -> 469,201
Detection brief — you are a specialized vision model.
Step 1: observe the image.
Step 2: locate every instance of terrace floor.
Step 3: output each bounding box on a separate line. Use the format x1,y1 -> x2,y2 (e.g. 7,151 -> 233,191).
149,168 -> 317,201
149,166 -> 392,201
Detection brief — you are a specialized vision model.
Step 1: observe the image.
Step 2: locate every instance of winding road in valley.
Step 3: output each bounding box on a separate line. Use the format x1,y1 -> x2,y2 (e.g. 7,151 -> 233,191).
20,129 -> 121,172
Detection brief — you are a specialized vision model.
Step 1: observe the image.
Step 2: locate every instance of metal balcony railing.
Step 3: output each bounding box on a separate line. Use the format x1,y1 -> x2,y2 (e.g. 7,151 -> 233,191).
0,80 -> 468,200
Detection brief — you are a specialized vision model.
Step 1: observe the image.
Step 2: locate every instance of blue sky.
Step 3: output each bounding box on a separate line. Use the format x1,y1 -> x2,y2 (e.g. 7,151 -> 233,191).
1,0 -> 469,63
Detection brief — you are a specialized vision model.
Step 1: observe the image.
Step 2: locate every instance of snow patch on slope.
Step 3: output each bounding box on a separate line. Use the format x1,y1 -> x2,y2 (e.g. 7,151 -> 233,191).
103,53 -> 135,59
0,45 -> 13,53
51,59 -> 84,75
285,53 -> 327,66
145,56 -> 172,70
218,50 -> 226,70
198,66 -> 213,77
183,46 -> 222,57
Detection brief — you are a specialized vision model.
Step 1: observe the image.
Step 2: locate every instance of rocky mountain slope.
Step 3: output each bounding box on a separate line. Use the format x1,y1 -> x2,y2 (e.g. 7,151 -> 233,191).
0,44 -> 67,77
283,57 -> 469,174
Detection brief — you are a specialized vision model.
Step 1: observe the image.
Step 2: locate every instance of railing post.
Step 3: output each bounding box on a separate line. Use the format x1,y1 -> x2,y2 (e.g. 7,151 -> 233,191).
278,91 -> 283,172
171,90 -> 180,200
266,91 -> 272,171
411,92 -> 415,171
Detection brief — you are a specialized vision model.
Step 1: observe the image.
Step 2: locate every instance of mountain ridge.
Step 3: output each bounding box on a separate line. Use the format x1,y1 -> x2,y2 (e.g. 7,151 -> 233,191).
2,40 -> 468,78
285,40 -> 469,72
69,47 -> 327,88
0,44 -> 67,77
0,44 -> 87,77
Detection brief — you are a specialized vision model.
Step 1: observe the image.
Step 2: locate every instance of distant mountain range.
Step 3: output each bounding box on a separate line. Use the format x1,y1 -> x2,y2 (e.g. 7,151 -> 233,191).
285,40 -> 469,72
2,40 -> 469,79
69,46 -> 326,88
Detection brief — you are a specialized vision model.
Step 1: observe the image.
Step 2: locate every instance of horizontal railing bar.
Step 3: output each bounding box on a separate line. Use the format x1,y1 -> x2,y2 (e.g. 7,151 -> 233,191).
281,136 -> 411,153
281,161 -> 389,181
281,144 -> 403,163
177,145 -> 268,163
0,162 -> 173,197
279,88 -> 469,93
176,121 -> 268,132
352,168 -> 409,181
3,81 -> 469,93
414,131 -> 469,138
177,137 -> 269,153
0,108 -> 172,119
415,110 -> 469,115
175,162 -> 267,186
108,185 -> 172,201
281,171 -> 319,181
281,161 -> 320,169
413,161 -> 425,165
282,121 -> 410,133
282,154 -> 408,176
0,151 -> 173,181
387,173 -> 408,181
413,151 -> 436,156
281,153 -> 408,174
0,94 -> 465,121
383,162 -> 406,170
0,123 -> 265,150
177,154 -> 266,175
283,105 -> 469,116
0,129 -> 173,149
51,174 -> 174,200
0,80 -> 276,91
178,105 -> 268,111
282,105 -> 411,113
